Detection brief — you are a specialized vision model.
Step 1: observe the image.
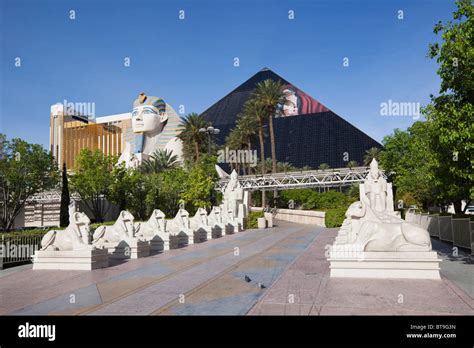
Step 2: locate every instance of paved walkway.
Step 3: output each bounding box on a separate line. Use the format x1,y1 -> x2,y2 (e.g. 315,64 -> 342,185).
0,222 -> 320,315
249,228 -> 474,315
0,222 -> 472,315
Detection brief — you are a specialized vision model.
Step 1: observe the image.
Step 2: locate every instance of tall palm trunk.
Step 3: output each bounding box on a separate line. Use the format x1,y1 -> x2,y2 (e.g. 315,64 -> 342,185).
268,112 -> 277,174
247,141 -> 253,175
194,141 -> 200,161
268,112 -> 278,203
257,118 -> 266,207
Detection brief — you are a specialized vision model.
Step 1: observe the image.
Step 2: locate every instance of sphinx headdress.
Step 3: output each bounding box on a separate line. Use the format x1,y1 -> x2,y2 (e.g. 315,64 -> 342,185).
133,92 -> 166,114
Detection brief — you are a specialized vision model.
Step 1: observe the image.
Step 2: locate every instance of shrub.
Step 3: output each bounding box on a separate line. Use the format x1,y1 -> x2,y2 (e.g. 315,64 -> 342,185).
280,189 -> 315,208
1,228 -> 59,239
247,210 -> 264,229
324,208 -> 347,228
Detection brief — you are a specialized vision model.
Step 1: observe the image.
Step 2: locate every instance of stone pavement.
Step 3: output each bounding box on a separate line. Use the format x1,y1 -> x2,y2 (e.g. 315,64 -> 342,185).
0,222 -> 320,315
248,228 -> 474,315
1,222 -> 472,316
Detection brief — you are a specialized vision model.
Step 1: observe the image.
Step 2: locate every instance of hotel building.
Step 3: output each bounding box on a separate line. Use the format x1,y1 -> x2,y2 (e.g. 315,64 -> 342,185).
49,103 -> 183,169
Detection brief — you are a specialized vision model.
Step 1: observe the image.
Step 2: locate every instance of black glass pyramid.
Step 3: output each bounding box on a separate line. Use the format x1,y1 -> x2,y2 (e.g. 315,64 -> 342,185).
201,68 -> 381,169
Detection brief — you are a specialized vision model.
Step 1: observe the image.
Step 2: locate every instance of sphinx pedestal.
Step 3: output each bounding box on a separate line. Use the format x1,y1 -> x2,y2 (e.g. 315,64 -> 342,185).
104,239 -> 150,259
329,250 -> 441,280
32,248 -> 109,270
148,237 -> 169,253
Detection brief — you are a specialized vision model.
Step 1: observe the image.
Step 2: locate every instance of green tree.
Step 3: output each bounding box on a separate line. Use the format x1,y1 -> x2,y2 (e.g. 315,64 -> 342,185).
124,169 -> 148,220
109,165 -> 150,220
178,113 -> 210,162
59,162 -> 70,227
363,147 -> 382,166
70,149 -> 115,222
180,160 -> 216,213
0,135 -> 59,231
108,163 -> 129,212
145,168 -> 187,217
379,123 -> 438,210
423,0 -> 474,212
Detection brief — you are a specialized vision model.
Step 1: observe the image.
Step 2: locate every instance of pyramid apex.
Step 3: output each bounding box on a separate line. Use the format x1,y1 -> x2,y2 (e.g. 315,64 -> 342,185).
260,67 -> 270,72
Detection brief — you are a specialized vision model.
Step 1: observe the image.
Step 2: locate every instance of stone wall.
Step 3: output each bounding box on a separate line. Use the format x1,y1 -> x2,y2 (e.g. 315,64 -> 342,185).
251,207 -> 325,227
13,198 -> 120,229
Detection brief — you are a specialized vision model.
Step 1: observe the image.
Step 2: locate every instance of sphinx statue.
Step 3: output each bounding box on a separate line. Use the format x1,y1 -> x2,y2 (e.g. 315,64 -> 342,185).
92,210 -> 150,259
190,207 -> 216,241
135,209 -> 170,252
329,158 -> 440,279
93,210 -> 139,245
168,208 -> 196,248
208,206 -> 228,236
118,93 -> 183,168
33,211 -> 109,270
336,201 -> 431,251
40,212 -> 94,251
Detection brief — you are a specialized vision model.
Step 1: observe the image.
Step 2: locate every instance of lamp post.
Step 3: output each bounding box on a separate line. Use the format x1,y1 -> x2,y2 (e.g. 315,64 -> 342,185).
199,126 -> 220,155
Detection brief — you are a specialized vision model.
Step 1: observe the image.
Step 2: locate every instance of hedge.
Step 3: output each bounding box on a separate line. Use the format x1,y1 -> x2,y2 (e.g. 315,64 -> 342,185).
247,211 -> 264,229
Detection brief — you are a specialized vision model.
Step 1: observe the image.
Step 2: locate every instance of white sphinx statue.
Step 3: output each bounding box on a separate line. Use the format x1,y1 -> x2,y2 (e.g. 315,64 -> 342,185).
208,206 -> 228,236
92,210 -> 150,259
190,207 -> 217,241
40,212 -> 94,251
33,211 -> 108,270
135,209 -> 170,252
329,158 -> 441,279
117,92 -> 183,169
168,208 -> 197,248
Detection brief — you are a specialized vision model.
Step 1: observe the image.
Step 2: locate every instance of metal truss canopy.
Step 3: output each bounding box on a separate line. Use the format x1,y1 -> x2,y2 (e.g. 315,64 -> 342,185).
216,166 -> 387,192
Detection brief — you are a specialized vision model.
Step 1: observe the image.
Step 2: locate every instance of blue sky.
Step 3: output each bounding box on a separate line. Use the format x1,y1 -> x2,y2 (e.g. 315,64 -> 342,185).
0,0 -> 455,148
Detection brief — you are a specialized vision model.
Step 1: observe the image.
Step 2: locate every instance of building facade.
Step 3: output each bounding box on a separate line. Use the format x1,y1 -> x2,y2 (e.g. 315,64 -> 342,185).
49,102 -> 182,169
201,68 -> 382,169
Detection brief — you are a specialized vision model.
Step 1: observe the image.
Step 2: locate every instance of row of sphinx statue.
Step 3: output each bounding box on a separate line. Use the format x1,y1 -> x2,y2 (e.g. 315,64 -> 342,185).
38,169 -> 248,262
39,206 -> 245,257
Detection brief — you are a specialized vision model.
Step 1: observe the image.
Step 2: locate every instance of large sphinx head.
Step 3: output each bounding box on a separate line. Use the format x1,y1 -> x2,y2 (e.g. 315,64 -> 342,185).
131,93 -> 168,134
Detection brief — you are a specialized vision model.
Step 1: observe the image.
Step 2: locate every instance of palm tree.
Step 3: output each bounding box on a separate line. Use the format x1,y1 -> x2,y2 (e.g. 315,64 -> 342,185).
177,113 -> 210,162
140,149 -> 179,174
277,162 -> 294,173
235,113 -> 257,174
261,158 -> 274,174
242,99 -> 267,206
347,160 -> 359,169
225,126 -> 245,174
318,163 -> 330,170
254,79 -> 285,175
363,147 -> 382,166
